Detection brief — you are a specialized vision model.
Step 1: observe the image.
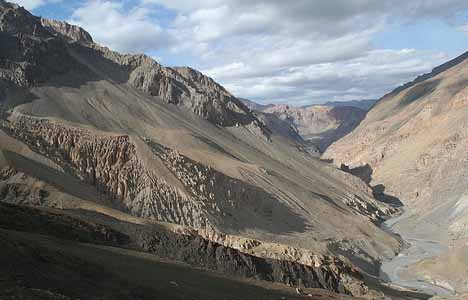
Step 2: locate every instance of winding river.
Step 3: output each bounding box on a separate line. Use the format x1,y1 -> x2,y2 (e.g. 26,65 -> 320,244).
379,210 -> 454,297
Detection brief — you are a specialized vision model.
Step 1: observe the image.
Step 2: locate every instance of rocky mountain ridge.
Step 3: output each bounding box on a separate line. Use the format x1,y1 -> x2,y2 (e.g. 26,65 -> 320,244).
0,2 -> 265,131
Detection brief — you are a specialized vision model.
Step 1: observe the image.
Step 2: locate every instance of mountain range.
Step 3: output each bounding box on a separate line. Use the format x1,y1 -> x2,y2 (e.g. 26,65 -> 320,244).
0,2 -> 413,299
2,0 -> 468,299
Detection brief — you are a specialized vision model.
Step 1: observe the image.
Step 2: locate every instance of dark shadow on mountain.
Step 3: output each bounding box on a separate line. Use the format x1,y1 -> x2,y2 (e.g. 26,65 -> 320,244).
340,163 -> 403,208
340,163 -> 373,184
446,79 -> 468,98
0,150 -> 107,206
371,184 -> 403,207
398,79 -> 441,107
146,141 -> 310,235
257,112 -> 304,145
0,81 -> 40,117
191,133 -> 246,162
305,107 -> 366,153
46,42 -> 132,88
0,202 -> 130,246
327,239 -> 380,276
383,50 -> 468,99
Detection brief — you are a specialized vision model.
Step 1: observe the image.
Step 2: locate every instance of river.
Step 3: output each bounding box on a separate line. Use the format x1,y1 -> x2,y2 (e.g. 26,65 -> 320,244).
379,210 -> 454,297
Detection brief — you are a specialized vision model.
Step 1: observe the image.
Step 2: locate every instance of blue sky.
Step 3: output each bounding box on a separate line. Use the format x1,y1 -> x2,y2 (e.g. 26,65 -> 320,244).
15,0 -> 468,105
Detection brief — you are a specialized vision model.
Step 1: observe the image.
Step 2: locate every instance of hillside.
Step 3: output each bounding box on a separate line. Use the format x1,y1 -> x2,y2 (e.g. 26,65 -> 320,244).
0,2 -> 412,299
324,50 -> 468,293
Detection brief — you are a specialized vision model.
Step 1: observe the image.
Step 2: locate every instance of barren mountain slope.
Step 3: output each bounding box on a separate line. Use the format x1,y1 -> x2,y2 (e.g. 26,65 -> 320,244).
324,51 -> 468,291
0,2 -> 404,298
261,104 -> 367,152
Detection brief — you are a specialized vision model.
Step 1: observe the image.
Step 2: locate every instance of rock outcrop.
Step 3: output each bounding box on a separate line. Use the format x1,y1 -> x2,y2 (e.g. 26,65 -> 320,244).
40,18 -> 93,44
3,116 -> 211,228
0,2 -> 77,87
2,116 -> 295,232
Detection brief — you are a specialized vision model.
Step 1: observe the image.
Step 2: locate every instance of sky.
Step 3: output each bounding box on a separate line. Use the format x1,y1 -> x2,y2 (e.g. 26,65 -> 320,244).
14,0 -> 468,105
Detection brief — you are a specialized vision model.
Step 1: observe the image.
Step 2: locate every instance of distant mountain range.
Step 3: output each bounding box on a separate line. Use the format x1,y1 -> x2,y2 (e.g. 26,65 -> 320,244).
322,99 -> 377,111
241,99 -> 373,153
241,98 -> 377,112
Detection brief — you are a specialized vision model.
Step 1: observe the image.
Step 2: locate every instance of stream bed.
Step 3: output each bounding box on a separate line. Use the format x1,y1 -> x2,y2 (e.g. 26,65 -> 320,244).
379,211 -> 454,297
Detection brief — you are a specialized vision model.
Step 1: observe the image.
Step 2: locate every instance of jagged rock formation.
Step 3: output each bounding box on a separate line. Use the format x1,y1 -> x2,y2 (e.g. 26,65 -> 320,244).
40,18 -> 93,44
0,1 -> 405,298
324,51 -> 468,292
0,4 -> 77,87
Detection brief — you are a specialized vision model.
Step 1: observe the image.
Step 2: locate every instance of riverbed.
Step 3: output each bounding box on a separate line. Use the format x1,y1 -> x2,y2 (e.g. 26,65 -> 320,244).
379,210 -> 454,297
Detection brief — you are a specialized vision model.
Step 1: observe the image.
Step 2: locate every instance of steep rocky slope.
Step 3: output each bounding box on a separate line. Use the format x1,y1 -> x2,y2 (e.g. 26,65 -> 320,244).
0,1 -> 406,298
324,50 -> 468,292
244,102 -> 367,152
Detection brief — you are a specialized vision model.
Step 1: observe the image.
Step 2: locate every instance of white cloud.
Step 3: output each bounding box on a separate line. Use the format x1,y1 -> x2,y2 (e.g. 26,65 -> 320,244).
12,0 -> 61,10
65,0 -> 468,104
70,0 -> 171,54
210,49 -> 448,104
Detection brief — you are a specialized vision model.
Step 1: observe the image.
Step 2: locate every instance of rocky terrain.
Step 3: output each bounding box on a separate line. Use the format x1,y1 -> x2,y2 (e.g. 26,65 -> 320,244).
0,1 -> 430,299
243,100 -> 367,153
324,50 -> 468,295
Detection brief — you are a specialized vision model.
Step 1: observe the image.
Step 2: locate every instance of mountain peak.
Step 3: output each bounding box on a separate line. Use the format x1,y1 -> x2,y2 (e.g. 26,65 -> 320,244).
0,0 -> 49,38
40,18 -> 93,44
0,1 -> 265,131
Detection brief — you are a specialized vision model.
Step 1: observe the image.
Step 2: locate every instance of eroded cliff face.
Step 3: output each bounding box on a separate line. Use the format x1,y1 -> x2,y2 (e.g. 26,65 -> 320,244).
138,228 -> 365,295
2,116 -> 292,233
0,166 -> 49,205
3,116 -> 212,228
0,114 -> 388,297
0,172 -> 369,297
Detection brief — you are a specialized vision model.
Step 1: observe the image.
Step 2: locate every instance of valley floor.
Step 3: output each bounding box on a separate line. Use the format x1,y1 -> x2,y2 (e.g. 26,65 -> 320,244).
379,209 -> 460,298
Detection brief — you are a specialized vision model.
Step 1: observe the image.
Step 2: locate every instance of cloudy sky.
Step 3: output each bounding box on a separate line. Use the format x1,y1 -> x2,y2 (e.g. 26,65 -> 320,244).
15,0 -> 468,105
